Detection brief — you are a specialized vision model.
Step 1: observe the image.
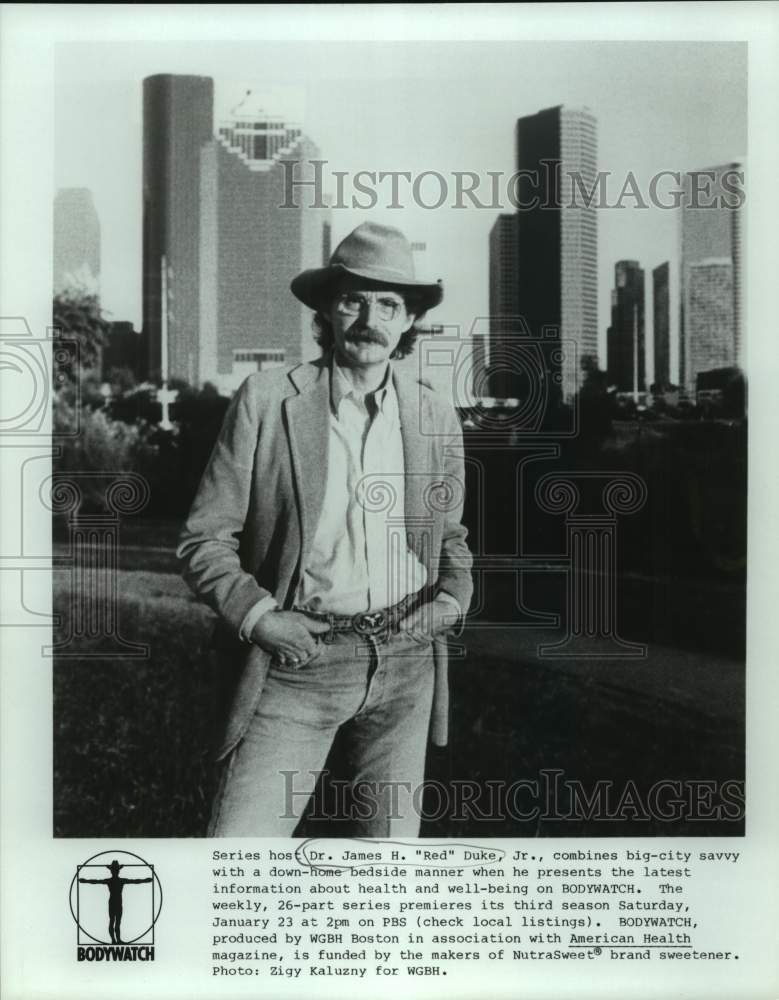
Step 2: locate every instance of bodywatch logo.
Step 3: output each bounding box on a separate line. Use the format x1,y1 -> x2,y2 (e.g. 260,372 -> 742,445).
69,850 -> 162,962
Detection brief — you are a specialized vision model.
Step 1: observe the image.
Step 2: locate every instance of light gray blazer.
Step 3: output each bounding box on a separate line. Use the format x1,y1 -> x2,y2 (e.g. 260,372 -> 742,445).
177,355 -> 473,759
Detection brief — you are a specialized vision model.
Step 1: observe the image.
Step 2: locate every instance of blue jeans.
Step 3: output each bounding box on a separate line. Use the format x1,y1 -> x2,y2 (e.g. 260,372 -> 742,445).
209,629 -> 435,837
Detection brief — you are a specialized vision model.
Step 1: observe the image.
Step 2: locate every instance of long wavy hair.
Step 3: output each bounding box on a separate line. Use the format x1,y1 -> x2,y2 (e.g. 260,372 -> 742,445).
312,280 -> 430,360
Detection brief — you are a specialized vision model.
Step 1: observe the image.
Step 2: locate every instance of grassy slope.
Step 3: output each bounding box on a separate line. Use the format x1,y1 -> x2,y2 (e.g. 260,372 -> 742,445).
53,571 -> 744,838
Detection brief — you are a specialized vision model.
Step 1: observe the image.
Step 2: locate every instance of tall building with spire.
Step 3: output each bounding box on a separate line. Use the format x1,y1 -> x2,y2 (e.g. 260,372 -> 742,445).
607,260 -> 645,394
679,162 -> 743,390
53,188 -> 101,294
514,105 -> 598,402
142,77 -> 330,390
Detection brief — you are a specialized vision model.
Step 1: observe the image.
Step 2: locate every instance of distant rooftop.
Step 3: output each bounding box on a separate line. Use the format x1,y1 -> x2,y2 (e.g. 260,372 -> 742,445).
227,89 -> 300,129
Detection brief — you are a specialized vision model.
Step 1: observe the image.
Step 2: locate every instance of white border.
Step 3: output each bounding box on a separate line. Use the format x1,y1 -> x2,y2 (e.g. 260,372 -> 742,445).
1,5 -> 777,998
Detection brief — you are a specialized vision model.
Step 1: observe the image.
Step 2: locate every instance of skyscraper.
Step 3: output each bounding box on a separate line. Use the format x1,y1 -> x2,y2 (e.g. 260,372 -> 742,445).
606,261 -> 645,394
679,162 -> 743,390
515,105 -> 598,401
142,78 -> 330,390
687,258 -> 735,381
143,74 -> 214,383
469,333 -> 489,400
488,213 -> 518,397
200,93 -> 330,391
653,262 -> 670,390
53,188 -> 100,294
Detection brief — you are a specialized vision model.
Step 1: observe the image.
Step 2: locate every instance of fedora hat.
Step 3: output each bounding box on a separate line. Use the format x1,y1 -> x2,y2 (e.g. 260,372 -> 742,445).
290,222 -> 443,313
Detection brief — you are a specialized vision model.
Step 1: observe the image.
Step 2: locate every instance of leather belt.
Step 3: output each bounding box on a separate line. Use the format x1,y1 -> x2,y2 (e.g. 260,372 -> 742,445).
294,590 -> 427,644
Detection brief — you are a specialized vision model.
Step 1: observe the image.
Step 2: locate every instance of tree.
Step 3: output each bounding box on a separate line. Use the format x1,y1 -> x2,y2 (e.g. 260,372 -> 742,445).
106,366 -> 137,396
576,355 -> 612,444
53,288 -> 111,376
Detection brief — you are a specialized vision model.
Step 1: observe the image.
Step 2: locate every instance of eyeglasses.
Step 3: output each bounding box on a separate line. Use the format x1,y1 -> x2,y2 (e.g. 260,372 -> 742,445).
335,292 -> 406,322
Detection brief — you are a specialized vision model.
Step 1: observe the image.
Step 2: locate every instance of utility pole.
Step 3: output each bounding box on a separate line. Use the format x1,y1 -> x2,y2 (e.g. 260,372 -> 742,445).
157,255 -> 177,430
632,302 -> 639,405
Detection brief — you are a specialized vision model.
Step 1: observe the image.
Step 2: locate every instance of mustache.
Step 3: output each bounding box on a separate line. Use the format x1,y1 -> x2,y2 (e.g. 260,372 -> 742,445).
345,328 -> 388,347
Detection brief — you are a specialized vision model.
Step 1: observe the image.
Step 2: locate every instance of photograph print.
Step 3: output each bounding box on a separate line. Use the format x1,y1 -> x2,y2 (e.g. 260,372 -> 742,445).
50,37 -> 747,839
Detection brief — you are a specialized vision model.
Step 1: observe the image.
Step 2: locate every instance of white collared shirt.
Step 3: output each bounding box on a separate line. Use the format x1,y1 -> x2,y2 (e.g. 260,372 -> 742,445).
294,359 -> 428,615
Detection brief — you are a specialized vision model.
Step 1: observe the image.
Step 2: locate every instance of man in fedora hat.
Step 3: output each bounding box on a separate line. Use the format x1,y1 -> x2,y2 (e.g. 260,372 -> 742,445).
178,221 -> 473,836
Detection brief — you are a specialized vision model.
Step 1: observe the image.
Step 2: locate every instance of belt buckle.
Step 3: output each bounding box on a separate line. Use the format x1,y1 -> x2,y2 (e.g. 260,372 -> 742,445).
353,610 -> 386,637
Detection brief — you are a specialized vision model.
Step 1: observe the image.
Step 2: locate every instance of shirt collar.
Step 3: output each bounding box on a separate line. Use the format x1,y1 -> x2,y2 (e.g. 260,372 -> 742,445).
331,356 -> 394,415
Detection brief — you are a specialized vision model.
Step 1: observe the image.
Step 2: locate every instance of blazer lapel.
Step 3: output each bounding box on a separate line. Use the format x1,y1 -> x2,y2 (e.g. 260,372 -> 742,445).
394,369 -> 433,564
283,360 -> 330,569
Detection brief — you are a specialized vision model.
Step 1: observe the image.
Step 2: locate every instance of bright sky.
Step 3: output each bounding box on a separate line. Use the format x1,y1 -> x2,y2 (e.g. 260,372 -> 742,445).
55,40 -> 746,382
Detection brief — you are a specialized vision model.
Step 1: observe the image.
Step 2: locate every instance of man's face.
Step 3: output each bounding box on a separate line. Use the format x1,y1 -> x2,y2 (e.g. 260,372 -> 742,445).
327,285 -> 416,368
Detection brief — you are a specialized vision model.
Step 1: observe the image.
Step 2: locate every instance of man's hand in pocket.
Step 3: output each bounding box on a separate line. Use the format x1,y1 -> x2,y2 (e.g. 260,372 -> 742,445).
250,611 -> 330,667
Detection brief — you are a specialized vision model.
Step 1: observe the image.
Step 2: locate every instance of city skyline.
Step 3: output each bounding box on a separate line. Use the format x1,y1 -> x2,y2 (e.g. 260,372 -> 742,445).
55,41 -> 747,382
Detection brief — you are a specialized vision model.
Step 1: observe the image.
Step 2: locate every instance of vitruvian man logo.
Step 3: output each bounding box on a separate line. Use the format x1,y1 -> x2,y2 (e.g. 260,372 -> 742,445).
69,850 -> 162,962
